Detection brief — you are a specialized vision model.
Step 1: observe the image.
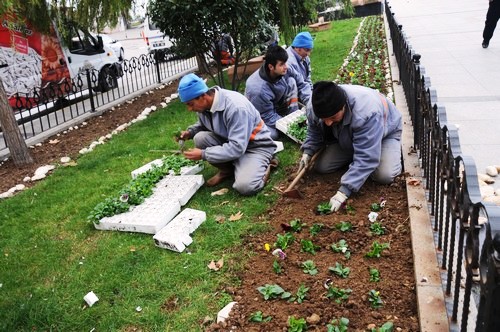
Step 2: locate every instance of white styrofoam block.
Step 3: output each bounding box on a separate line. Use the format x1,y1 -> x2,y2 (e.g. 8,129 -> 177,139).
153,208 -> 207,252
131,160 -> 203,179
275,108 -> 306,143
94,199 -> 181,234
131,159 -> 163,178
274,141 -> 284,154
154,175 -> 204,205
217,302 -> 238,323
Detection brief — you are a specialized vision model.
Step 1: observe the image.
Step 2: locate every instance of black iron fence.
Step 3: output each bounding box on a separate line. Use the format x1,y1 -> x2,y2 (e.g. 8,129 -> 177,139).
1,52 -> 197,152
386,2 -> 500,331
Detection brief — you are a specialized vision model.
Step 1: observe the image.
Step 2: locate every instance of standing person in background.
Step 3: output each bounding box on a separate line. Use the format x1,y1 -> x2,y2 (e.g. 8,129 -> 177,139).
177,73 -> 277,196
287,32 -> 314,89
299,81 -> 402,212
213,33 -> 235,65
482,0 -> 500,48
245,45 -> 311,139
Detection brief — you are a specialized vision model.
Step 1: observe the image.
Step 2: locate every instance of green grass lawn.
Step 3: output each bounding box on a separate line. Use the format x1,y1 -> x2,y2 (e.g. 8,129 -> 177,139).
0,18 -> 362,331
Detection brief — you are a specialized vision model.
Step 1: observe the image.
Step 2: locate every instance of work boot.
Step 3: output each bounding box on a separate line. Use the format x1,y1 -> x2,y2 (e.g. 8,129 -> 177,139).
206,163 -> 233,187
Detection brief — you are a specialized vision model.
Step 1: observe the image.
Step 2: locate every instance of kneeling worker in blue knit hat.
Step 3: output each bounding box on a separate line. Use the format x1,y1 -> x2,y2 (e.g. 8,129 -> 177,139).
177,73 -> 278,195
287,32 -> 314,89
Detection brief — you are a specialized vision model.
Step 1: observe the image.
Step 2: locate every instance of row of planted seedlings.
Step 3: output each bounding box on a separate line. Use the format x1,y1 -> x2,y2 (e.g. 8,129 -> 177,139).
253,16 -> 398,331
285,15 -> 391,144
251,199 -> 395,331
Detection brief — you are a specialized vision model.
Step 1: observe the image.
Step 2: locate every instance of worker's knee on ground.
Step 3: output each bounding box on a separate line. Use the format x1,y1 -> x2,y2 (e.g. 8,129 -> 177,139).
371,169 -> 397,184
193,132 -> 211,148
233,178 -> 263,196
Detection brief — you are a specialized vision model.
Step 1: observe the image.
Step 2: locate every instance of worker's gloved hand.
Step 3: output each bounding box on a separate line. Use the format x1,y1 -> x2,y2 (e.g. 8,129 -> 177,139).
298,153 -> 311,173
330,191 -> 348,212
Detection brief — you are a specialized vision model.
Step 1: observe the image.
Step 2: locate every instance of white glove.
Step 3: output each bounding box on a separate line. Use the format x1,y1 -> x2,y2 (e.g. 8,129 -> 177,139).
298,153 -> 311,173
330,191 -> 348,212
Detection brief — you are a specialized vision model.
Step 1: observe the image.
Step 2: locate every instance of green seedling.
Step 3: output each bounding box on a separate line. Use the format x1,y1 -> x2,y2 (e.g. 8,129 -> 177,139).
365,241 -> 390,258
289,283 -> 309,304
248,311 -> 272,322
331,239 -> 351,259
273,260 -> 282,274
345,203 -> 356,215
274,232 -> 295,250
309,223 -> 324,236
368,289 -> 383,308
300,239 -> 320,255
335,221 -> 353,232
371,202 -> 381,212
287,115 -> 307,142
257,284 -> 291,300
329,262 -> 350,278
370,222 -> 385,236
288,316 -> 307,332
290,218 -> 305,232
369,267 -> 380,282
316,201 -> 332,215
301,260 -> 318,275
327,317 -> 349,332
370,321 -> 394,332
325,286 -> 352,304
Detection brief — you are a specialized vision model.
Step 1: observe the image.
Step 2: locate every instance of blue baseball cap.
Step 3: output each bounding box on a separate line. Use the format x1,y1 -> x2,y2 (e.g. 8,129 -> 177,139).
178,73 -> 209,102
291,32 -> 314,49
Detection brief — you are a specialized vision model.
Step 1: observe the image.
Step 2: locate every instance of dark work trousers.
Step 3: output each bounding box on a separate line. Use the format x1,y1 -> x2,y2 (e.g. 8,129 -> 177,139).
483,0 -> 500,43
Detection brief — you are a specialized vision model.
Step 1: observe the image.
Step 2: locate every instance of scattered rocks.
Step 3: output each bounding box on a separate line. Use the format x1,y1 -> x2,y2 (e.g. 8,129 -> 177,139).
60,156 -> 72,163
31,165 -> 55,181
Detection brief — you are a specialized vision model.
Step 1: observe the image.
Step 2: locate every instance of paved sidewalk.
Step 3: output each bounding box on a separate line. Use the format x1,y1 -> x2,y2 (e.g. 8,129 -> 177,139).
386,0 -> 500,173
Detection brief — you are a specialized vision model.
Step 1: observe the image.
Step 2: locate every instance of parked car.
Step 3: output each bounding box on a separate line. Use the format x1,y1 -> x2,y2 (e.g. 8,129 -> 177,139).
93,33 -> 125,61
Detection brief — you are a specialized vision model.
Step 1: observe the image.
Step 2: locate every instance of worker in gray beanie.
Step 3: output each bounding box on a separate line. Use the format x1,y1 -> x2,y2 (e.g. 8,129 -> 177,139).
299,81 -> 403,212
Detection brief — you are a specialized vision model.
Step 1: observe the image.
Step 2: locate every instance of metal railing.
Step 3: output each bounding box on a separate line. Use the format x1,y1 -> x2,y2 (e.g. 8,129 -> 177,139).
1,52 -> 197,152
386,2 -> 500,331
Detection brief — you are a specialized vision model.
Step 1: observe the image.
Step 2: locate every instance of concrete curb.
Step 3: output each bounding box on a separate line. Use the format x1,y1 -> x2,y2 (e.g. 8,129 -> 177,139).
384,10 -> 450,331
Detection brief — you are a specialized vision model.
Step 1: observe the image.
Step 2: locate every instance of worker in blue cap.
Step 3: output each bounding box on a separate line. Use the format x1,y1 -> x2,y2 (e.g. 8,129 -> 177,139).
177,73 -> 278,195
287,31 -> 314,89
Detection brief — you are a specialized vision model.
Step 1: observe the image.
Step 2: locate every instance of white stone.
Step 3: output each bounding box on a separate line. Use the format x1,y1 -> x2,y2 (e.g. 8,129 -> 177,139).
486,166 -> 498,177
31,165 -> 55,181
478,173 -> 495,184
160,102 -> 167,108
79,148 -> 90,154
112,107 -> 115,111
135,115 -> 148,121
68,127 -> 74,131
74,126 -> 79,130
7,187 -> 17,193
216,302 -> 237,323
60,157 -> 71,163
35,143 -> 42,147
480,186 -> 495,199
495,188 -> 500,196
142,107 -> 152,115
170,93 -> 178,99
105,134 -> 112,139
165,97 -> 172,103
15,184 -> 25,191
115,123 -> 129,132
82,122 -> 88,126
0,191 -> 14,199
484,195 -> 500,205
150,106 -> 157,111
23,176 -> 31,182
98,136 -> 106,142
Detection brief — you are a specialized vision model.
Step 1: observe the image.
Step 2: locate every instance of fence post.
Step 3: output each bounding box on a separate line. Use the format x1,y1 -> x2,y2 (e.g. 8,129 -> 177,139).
86,69 -> 96,112
154,51 -> 162,83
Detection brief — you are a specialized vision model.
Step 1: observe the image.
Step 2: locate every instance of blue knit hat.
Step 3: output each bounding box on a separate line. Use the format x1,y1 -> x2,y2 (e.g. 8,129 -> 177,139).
178,73 -> 209,102
291,32 -> 314,49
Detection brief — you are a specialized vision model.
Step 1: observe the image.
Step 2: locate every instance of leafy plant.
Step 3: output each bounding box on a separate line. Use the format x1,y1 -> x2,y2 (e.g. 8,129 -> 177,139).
325,286 -> 352,304
248,311 -> 272,322
369,267 -> 381,282
316,201 -> 332,215
329,262 -> 350,278
309,223 -> 324,236
290,283 -> 309,304
273,260 -> 282,274
370,222 -> 385,236
287,115 -> 307,142
275,232 -> 295,250
345,203 -> 356,215
365,241 -> 390,258
301,260 -> 318,275
300,239 -> 320,255
327,317 -> 349,332
290,218 -> 305,232
257,284 -> 291,300
370,321 -> 394,332
288,316 -> 307,332
331,239 -> 351,259
371,202 -> 381,212
368,289 -> 383,308
335,221 -> 353,232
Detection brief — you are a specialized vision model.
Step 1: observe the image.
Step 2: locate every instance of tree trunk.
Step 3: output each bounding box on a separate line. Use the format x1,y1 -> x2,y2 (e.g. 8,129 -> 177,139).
0,78 -> 34,166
